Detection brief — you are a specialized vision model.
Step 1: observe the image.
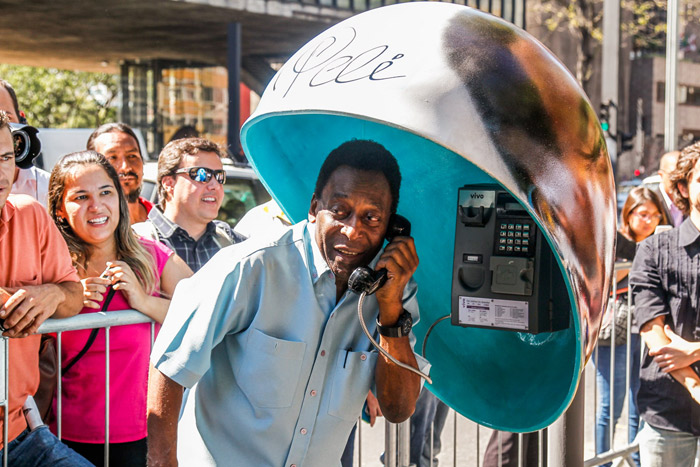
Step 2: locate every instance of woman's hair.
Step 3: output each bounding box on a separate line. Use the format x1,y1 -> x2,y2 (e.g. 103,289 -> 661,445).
48,150 -> 157,294
670,141 -> 700,216
619,186 -> 668,241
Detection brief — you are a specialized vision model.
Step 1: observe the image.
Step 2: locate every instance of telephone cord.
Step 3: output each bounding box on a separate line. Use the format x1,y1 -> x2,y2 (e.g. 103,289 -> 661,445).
357,292 -> 433,385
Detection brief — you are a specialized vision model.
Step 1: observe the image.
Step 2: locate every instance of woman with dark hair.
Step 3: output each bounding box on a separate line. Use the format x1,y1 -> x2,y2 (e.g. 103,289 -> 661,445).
595,186 -> 669,467
47,150 -> 192,466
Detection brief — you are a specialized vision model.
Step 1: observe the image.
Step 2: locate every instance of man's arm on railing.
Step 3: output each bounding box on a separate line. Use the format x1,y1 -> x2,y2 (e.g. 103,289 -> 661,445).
1,281 -> 82,337
640,317 -> 700,405
147,365 -> 184,466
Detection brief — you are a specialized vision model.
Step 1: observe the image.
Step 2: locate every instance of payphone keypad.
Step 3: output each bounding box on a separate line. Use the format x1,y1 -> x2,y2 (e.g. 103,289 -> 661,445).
496,220 -> 535,257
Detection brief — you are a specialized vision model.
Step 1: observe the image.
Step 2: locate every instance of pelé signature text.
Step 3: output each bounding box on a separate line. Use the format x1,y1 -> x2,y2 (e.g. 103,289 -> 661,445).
273,27 -> 406,98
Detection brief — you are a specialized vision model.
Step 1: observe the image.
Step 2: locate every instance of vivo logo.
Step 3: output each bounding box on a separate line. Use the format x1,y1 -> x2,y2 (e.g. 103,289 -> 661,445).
470,193 -> 485,199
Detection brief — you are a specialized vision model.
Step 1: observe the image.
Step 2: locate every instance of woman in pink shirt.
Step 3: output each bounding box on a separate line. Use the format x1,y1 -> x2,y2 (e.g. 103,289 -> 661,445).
47,150 -> 192,466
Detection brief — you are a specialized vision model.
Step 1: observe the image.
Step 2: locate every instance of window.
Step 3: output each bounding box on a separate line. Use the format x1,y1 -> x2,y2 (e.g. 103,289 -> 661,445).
656,82 -> 700,106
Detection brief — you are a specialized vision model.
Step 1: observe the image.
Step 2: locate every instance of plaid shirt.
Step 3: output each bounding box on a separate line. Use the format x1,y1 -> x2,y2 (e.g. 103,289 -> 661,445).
146,207 -> 246,272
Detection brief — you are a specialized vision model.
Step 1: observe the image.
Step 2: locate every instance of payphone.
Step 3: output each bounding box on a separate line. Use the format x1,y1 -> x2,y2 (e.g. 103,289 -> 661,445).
451,185 -> 569,334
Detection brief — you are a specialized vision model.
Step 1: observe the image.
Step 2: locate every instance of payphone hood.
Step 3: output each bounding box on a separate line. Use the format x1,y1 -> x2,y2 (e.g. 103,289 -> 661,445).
241,2 -> 616,431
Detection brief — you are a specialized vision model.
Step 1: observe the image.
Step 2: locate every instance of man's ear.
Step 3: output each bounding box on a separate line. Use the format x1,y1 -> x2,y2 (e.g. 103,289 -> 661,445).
308,194 -> 318,223
161,175 -> 176,200
677,180 -> 689,199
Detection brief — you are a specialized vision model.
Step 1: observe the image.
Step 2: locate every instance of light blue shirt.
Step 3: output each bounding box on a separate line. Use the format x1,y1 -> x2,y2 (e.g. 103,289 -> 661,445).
151,220 -> 428,466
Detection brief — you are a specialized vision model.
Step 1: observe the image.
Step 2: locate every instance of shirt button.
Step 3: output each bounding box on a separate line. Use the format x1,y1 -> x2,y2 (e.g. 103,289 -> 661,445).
360,354 -> 367,361
300,428 -> 308,435
310,390 -> 317,396
320,350 -> 326,356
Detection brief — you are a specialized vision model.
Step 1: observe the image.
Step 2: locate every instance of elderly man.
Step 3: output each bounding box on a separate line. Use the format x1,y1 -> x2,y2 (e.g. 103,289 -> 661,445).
630,141 -> 700,466
147,139 -> 427,465
87,122 -> 152,223
133,137 -> 245,272
0,111 -> 87,464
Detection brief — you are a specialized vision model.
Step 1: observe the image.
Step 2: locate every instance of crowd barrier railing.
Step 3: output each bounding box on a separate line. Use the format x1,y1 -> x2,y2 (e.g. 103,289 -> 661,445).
0,260 -> 691,466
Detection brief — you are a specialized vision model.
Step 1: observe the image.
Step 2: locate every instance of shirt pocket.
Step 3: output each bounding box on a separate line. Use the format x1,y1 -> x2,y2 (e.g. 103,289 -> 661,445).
235,328 -> 306,408
327,350 -> 377,422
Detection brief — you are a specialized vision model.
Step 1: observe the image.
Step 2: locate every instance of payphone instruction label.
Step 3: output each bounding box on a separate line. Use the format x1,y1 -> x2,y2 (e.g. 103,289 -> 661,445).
458,297 -> 529,331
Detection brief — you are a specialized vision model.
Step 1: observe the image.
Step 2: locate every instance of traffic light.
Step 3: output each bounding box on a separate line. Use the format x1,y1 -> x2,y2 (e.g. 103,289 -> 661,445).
620,132 -> 635,152
599,102 -> 610,133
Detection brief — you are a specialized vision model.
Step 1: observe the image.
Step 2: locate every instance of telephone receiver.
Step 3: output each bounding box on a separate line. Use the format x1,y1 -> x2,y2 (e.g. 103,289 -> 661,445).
347,214 -> 412,295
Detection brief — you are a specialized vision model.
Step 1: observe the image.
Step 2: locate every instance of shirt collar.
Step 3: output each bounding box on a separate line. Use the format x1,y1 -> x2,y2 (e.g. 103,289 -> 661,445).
307,222 -> 331,284
148,206 -> 218,241
679,217 -> 700,247
0,196 -> 16,240
148,206 -> 179,238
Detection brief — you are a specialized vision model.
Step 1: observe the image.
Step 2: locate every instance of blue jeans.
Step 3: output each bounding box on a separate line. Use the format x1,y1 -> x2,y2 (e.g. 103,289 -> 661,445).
340,424 -> 356,467
637,423 -> 699,467
409,387 -> 450,467
1,426 -> 94,466
595,334 -> 641,467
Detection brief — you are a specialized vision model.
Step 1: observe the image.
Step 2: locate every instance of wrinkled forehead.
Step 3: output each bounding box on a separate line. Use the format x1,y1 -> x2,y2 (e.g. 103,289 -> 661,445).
322,166 -> 392,208
179,150 -> 224,169
94,131 -> 142,157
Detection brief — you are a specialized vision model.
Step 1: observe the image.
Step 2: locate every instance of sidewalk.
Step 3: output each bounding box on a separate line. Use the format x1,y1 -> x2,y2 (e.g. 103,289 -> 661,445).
352,362 -> 611,466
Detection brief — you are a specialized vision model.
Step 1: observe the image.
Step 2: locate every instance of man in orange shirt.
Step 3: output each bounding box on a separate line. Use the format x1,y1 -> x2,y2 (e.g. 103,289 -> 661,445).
0,111 -> 88,464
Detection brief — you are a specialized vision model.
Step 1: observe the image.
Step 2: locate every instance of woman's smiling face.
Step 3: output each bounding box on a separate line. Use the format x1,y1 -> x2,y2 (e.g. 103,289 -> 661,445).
58,164 -> 120,249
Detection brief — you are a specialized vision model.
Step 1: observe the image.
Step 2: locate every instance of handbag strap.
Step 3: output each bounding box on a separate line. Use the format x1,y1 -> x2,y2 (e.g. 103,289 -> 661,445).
62,287 -> 116,376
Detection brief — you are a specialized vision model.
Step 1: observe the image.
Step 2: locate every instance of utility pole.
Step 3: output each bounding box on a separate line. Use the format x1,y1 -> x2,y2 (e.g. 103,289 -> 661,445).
664,0 -> 679,151
601,0 -> 621,180
635,98 -> 645,170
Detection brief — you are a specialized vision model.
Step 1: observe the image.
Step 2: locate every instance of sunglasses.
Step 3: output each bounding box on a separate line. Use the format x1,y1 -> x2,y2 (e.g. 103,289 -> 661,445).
175,167 -> 226,185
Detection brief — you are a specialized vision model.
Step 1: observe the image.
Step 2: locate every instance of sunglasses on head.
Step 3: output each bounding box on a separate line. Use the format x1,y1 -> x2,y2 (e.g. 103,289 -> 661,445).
175,166 -> 226,185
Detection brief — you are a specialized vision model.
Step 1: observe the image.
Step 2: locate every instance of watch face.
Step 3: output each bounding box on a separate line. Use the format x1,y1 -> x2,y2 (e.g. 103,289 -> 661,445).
401,314 -> 413,336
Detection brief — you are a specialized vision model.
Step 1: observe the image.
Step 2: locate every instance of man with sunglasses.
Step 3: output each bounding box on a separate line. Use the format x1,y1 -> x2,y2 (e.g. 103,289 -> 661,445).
133,137 -> 244,272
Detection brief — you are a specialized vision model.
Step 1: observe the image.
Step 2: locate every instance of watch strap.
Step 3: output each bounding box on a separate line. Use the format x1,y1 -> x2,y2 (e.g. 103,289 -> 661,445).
376,310 -> 413,338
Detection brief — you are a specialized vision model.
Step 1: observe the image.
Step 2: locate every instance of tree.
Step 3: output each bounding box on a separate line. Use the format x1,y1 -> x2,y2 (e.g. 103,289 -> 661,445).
0,64 -> 119,128
529,0 -> 700,93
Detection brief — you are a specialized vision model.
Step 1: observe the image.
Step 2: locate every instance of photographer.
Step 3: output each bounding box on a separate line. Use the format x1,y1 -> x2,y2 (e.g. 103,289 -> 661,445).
0,79 -> 50,207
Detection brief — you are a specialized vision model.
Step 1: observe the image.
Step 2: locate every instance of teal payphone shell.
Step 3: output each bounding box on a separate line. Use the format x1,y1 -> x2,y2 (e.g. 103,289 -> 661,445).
241,2 -> 616,432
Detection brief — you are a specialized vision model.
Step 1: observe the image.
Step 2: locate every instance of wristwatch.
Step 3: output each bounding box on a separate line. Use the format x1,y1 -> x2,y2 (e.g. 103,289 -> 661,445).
376,310 -> 413,338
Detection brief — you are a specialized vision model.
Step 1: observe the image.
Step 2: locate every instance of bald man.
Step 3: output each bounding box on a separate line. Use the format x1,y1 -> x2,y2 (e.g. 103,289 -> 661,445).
656,151 -> 684,227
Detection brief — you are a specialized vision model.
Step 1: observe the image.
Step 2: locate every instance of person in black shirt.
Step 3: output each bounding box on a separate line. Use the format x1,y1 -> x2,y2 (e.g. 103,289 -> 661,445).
630,142 -> 700,467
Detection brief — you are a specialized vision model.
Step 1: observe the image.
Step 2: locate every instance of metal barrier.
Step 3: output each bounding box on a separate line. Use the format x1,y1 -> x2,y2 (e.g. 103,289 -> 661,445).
364,261 -> 643,467
0,310 -> 154,467
0,259 -> 693,465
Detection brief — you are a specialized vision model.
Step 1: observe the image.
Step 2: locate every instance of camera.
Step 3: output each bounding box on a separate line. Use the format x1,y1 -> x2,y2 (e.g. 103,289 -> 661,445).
9,123 -> 41,169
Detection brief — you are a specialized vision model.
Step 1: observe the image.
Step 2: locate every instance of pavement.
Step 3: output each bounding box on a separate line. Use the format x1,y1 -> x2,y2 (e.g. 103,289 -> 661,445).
349,361 -> 631,466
